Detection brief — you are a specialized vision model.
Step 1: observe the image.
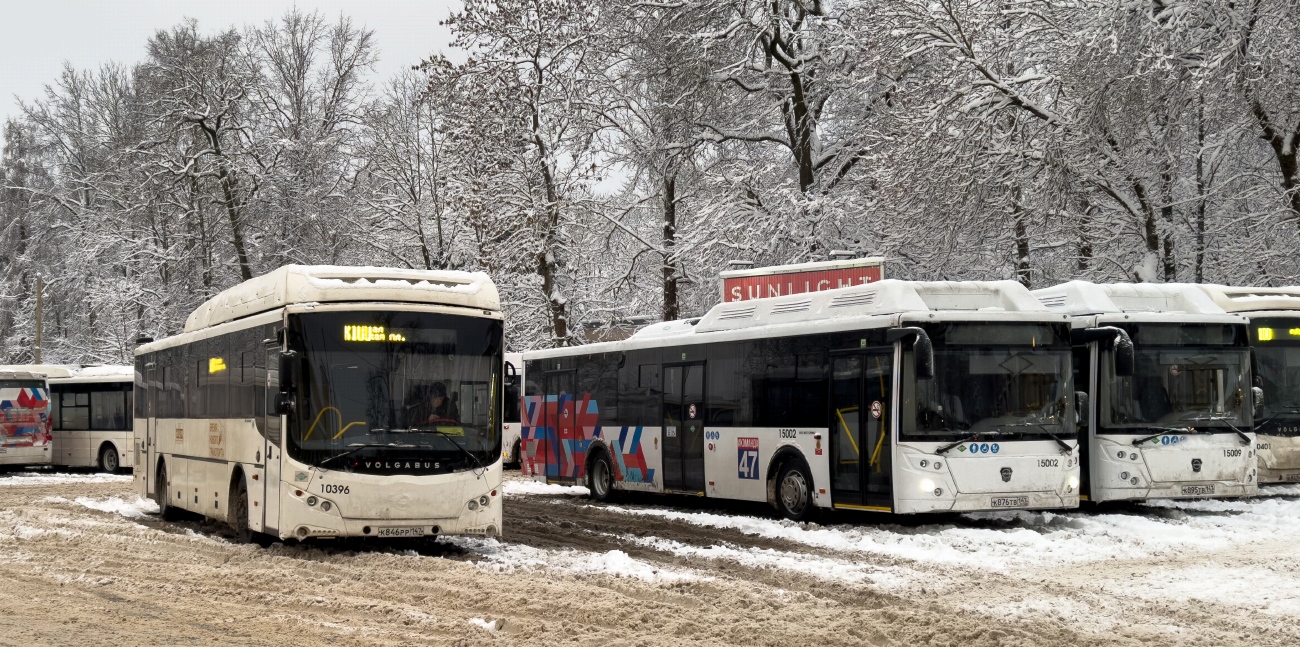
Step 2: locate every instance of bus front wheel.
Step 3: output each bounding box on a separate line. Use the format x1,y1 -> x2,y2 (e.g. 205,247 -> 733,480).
775,459 -> 813,521
230,478 -> 254,544
587,451 -> 615,503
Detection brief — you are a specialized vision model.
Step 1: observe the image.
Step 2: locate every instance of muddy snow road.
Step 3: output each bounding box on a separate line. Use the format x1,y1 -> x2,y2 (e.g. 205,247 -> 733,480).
2,473 -> 1299,647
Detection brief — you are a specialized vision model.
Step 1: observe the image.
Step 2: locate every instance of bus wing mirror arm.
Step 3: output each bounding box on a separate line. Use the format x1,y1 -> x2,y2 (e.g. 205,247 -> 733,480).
276,351 -> 298,415
1073,326 -> 1134,378
888,327 -> 934,380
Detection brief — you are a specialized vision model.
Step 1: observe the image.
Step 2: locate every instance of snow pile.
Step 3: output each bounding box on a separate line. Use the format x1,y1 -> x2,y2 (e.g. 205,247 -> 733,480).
468,618 -> 498,631
0,472 -> 133,487
73,496 -> 158,519
445,536 -> 701,583
502,480 -> 589,497
600,497 -> 1300,571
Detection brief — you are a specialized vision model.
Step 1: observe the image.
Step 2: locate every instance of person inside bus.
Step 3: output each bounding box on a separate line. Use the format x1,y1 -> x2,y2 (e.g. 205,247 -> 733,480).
1134,358 -> 1173,422
425,382 -> 460,424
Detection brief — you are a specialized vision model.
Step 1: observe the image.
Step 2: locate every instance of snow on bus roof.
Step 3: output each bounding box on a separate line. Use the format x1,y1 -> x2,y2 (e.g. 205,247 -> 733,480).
0,370 -> 48,381
0,365 -> 133,382
528,280 -> 1061,360
1194,284 -> 1300,314
184,265 -> 500,332
1032,281 -> 1234,317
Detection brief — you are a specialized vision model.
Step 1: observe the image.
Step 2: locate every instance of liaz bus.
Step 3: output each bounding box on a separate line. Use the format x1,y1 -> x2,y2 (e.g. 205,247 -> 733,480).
1033,281 -> 1259,502
521,280 -> 1082,520
503,352 -> 523,467
134,265 -> 505,543
1196,285 -> 1300,484
0,369 -> 52,470
3,365 -> 135,472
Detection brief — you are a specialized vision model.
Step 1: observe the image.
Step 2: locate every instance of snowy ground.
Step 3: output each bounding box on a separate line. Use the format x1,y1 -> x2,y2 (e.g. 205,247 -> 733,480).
1,470 -> 1297,646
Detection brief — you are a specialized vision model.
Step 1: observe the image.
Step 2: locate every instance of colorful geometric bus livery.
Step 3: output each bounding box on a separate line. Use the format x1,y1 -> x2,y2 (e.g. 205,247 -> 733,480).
1,386 -> 52,447
519,394 -> 657,487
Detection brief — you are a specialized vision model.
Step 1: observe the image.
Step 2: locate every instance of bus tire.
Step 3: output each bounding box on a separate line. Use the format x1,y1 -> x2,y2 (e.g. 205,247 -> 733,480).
155,462 -> 179,521
587,450 -> 615,503
774,458 -> 814,521
98,443 -> 119,474
230,477 -> 254,544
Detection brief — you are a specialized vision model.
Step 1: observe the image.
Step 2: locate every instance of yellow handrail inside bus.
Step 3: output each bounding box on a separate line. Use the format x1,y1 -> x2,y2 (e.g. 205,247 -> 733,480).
835,407 -> 860,456
304,407 -> 367,441
870,355 -> 888,472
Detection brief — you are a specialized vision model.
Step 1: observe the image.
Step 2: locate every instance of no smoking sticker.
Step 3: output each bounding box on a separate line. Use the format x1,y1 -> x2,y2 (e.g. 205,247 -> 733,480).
688,403 -> 698,419
870,401 -> 883,419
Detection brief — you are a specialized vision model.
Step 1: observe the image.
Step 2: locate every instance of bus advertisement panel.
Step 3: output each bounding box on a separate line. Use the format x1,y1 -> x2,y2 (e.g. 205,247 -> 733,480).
0,370 -> 53,468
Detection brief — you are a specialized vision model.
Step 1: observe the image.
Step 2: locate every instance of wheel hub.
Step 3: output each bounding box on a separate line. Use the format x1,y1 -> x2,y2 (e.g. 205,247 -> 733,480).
780,472 -> 808,515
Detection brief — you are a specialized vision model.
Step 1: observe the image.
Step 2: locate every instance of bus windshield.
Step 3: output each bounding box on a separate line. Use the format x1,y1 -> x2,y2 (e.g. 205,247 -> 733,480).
1248,318 -> 1300,436
286,310 -> 503,473
903,323 -> 1073,441
1101,324 -> 1250,434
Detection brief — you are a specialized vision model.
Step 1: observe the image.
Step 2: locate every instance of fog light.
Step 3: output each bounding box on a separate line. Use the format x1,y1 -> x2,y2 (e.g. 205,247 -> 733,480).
1131,453 -> 1139,461
933,488 -> 943,497
306,496 -> 318,507
478,495 -> 490,507
1120,472 -> 1129,481
920,460 -> 929,468
1117,451 -> 1126,459
320,501 -> 332,512
919,479 -> 936,493
468,500 -> 479,511
1130,477 -> 1140,486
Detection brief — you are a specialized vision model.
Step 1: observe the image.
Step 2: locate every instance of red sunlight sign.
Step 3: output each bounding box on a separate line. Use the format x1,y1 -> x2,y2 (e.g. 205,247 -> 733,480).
722,264 -> 883,302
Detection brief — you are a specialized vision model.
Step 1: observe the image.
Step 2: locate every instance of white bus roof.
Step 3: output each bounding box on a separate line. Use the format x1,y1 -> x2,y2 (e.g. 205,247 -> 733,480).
184,265 -> 500,332
0,370 -> 48,382
1193,285 -> 1300,314
1032,281 -> 1239,320
529,279 -> 1063,359
0,365 -> 133,383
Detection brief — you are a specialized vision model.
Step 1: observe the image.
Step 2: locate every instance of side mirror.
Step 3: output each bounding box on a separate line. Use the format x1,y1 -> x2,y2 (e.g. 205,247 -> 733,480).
889,327 -> 934,380
1253,386 -> 1264,409
1072,326 -> 1133,377
1075,390 -> 1090,427
276,351 -> 298,415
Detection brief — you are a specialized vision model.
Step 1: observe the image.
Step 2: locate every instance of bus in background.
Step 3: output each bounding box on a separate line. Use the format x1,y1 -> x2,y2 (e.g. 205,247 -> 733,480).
523,280 -> 1081,520
4,365 -> 135,472
0,369 -> 52,470
1033,282 -> 1258,502
1196,285 -> 1300,484
135,265 -> 505,543
502,352 -> 523,468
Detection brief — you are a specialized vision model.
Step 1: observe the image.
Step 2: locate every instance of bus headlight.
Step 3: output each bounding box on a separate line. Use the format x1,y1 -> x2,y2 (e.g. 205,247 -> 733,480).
320,501 -> 332,512
1068,476 -> 1079,490
468,499 -> 479,511
919,478 -> 936,493
306,496 -> 318,507
478,495 -> 490,507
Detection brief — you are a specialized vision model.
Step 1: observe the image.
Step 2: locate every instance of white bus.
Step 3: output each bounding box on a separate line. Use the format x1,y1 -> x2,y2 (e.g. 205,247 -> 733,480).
503,352 -> 523,467
1196,284 -> 1300,484
3,365 -> 134,472
521,280 -> 1082,519
0,369 -> 52,469
1033,282 -> 1258,502
134,265 -> 505,543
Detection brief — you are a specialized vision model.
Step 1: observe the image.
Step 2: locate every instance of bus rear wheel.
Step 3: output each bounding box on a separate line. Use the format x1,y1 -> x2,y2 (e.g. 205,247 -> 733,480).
98,444 -> 119,474
230,478 -> 254,544
587,451 -> 615,502
155,463 -> 179,521
775,458 -> 814,521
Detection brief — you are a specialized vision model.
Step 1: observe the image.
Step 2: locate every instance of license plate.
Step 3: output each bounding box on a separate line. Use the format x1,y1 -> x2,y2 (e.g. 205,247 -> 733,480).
1181,485 -> 1215,496
376,527 -> 427,538
1284,474 -> 1300,483
991,496 -> 1029,508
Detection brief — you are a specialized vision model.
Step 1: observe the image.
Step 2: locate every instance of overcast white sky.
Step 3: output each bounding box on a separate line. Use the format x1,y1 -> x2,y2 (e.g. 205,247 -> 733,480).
0,0 -> 461,149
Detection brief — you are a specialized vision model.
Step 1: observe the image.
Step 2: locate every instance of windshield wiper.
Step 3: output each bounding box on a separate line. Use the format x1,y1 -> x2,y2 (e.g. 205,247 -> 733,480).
1130,427 -> 1195,446
419,427 -> 487,475
1182,416 -> 1253,445
318,443 -> 399,469
1001,423 -> 1074,454
936,431 -> 1003,455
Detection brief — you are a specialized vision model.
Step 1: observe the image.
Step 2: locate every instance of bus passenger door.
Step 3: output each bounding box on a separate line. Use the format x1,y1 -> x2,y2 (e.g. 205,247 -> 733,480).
144,363 -> 157,496
544,372 -> 576,482
262,346 -> 282,534
662,363 -> 705,493
830,351 -> 893,509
